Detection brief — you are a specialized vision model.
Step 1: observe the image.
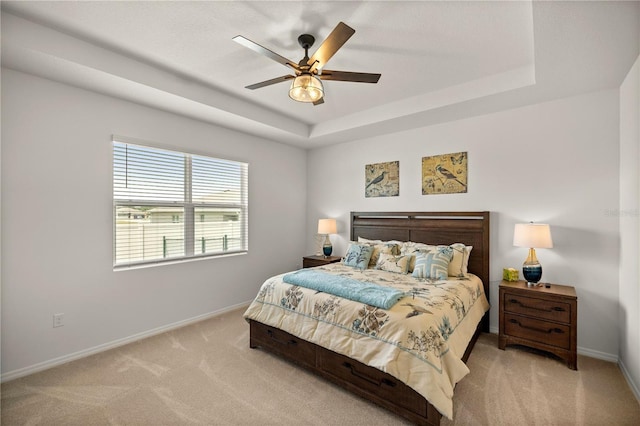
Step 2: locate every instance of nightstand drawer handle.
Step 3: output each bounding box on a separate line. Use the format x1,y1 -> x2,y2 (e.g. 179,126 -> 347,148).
267,329 -> 297,346
508,318 -> 564,334
509,299 -> 566,313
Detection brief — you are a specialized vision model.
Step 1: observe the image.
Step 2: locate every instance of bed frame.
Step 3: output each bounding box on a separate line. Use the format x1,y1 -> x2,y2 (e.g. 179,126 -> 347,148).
249,211 -> 490,425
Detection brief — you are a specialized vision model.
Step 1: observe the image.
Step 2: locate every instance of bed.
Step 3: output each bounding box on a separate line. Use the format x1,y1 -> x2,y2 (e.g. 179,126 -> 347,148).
244,211 -> 490,425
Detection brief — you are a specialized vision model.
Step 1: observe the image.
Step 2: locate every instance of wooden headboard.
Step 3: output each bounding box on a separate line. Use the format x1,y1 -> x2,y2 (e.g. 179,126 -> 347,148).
351,211 -> 490,332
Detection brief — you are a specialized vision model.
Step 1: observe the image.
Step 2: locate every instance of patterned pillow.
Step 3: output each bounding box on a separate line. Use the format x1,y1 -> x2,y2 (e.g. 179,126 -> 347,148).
445,243 -> 473,277
400,241 -> 434,255
358,237 -> 405,247
412,247 -> 454,280
375,253 -> 410,274
366,242 -> 401,267
342,243 -> 374,270
401,241 -> 436,272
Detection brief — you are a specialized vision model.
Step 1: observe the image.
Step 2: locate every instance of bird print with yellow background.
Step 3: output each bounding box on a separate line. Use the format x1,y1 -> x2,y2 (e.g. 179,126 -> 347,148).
422,151 -> 467,195
365,161 -> 399,197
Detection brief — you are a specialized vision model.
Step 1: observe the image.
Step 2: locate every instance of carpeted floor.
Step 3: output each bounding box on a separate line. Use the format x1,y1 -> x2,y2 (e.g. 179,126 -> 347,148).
2,306 -> 639,425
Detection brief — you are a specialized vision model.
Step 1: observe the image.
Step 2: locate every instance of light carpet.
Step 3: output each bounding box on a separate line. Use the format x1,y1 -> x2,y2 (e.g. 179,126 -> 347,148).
2,307 -> 639,425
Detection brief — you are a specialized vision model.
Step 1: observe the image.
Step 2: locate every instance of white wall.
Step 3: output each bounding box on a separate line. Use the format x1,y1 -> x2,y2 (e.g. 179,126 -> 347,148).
619,54 -> 640,399
1,69 -> 307,378
1,64 -> 629,384
307,89 -> 621,359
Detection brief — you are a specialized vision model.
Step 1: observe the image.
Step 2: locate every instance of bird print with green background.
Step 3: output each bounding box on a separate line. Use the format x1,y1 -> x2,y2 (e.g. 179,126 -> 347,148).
422,152 -> 468,195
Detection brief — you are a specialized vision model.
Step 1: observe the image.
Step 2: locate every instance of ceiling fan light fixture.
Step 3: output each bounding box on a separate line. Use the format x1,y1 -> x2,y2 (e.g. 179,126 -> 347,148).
289,74 -> 324,103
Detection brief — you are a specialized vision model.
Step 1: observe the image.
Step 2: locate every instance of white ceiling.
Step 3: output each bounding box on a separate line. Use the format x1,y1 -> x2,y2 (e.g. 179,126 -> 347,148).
1,1 -> 638,148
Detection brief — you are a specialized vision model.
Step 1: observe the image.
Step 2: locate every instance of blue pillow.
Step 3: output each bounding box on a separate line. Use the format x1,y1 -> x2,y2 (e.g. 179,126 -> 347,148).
342,244 -> 374,270
412,247 -> 454,280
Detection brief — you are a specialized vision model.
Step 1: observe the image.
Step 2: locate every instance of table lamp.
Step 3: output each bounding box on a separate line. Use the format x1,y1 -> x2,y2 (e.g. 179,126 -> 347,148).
317,218 -> 337,257
513,222 -> 553,286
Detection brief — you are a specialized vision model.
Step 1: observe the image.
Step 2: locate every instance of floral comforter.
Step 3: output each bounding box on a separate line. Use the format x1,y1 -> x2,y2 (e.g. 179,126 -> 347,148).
243,263 -> 490,420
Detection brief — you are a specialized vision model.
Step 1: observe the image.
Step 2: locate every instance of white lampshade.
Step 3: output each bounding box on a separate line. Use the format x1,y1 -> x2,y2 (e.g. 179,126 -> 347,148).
513,223 -> 553,248
317,218 -> 337,235
289,74 -> 324,103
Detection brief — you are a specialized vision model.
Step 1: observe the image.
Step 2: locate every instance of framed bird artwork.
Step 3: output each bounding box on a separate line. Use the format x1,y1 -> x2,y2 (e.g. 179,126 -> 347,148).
365,161 -> 399,197
422,151 -> 468,195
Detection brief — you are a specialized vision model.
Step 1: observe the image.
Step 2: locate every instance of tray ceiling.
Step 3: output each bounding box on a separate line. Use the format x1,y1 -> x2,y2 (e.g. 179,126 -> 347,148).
2,1 -> 638,148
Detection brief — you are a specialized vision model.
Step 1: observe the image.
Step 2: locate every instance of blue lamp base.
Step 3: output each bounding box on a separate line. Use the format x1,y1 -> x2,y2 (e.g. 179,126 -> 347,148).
522,247 -> 543,286
322,234 -> 333,258
522,265 -> 542,285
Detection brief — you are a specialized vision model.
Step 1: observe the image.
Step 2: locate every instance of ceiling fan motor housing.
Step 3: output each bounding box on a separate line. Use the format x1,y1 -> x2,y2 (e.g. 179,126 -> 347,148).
297,34 -> 315,50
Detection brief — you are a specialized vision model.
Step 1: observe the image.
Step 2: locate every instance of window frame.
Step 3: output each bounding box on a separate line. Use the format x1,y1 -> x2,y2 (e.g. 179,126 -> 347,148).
112,137 -> 248,269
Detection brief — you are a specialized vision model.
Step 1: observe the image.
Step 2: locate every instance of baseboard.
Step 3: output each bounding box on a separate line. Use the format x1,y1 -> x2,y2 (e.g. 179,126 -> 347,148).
1,301 -> 252,383
482,332 -> 637,403
618,358 -> 640,403
576,345 -> 618,363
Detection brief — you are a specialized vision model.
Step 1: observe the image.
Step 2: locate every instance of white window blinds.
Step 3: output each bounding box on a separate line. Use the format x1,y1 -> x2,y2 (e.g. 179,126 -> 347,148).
113,140 -> 248,267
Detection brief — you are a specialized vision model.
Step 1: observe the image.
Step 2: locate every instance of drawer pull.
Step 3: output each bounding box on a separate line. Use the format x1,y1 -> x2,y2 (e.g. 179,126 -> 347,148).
509,298 -> 566,313
267,329 -> 297,346
342,362 -> 397,388
509,318 -> 564,334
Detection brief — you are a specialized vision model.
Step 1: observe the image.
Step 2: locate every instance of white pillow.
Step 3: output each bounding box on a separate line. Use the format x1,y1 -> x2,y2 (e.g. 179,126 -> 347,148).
357,237 -> 383,244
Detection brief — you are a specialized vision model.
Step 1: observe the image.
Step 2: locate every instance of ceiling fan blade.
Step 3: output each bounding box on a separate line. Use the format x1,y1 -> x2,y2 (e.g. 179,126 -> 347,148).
318,70 -> 381,83
307,22 -> 355,72
233,35 -> 299,71
313,97 -> 325,106
245,75 -> 295,90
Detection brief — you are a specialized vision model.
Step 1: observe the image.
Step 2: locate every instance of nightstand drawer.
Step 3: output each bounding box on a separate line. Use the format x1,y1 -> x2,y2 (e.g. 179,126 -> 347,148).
504,313 -> 571,349
503,293 -> 571,323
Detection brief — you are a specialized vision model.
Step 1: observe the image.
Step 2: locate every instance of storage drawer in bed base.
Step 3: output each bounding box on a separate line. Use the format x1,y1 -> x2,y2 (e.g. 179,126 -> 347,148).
249,320 -> 316,368
249,319 -> 442,426
317,346 -> 427,416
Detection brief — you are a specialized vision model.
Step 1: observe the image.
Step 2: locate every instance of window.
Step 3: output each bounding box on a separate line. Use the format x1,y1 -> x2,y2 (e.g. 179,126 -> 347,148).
113,139 -> 248,268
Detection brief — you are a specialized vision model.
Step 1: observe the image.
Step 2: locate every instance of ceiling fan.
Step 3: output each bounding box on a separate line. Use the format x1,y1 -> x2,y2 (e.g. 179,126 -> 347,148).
233,22 -> 381,105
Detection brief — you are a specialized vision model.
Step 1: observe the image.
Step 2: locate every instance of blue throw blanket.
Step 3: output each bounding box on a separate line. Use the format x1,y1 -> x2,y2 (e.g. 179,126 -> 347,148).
282,269 -> 406,310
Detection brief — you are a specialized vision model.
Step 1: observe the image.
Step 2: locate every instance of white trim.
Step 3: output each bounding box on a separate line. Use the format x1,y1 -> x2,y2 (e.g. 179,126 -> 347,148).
577,345 -> 618,363
0,301 -> 252,383
619,359 -> 640,403
113,250 -> 247,271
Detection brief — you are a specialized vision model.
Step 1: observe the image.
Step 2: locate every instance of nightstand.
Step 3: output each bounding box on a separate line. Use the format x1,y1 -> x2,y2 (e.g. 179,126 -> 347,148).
302,255 -> 341,268
499,280 -> 577,370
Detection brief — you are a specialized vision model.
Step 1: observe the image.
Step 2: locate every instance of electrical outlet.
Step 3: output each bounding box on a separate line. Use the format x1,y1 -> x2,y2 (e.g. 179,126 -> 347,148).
53,313 -> 64,328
